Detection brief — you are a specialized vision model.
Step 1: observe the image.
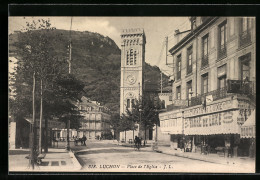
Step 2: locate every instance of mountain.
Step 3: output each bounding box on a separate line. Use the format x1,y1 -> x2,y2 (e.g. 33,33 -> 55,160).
9,29 -> 169,112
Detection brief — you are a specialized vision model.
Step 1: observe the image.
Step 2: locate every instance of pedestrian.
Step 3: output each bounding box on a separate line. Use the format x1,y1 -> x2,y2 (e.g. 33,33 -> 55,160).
74,136 -> 78,146
83,135 -> 87,146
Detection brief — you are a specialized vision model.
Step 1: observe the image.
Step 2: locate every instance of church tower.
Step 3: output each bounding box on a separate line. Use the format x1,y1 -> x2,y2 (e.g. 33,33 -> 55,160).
120,28 -> 146,116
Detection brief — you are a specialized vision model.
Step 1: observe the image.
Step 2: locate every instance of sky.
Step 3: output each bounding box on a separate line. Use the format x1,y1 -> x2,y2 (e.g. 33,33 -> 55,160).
9,16 -> 191,76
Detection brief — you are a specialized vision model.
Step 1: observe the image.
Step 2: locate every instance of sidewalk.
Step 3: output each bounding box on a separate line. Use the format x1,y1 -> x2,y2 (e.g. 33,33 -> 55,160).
9,148 -> 82,172
112,140 -> 255,171
156,146 -> 255,171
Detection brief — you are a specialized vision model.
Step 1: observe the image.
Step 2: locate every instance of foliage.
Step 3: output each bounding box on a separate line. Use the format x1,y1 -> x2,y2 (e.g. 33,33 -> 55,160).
9,29 -> 169,113
124,93 -> 163,135
9,19 -> 84,129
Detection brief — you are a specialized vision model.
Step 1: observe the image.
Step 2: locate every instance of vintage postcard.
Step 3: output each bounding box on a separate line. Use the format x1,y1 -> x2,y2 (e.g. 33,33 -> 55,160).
8,6 -> 256,173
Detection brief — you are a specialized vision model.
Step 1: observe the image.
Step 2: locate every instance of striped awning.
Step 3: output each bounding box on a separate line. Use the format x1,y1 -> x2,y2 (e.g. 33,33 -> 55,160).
241,110 -> 255,138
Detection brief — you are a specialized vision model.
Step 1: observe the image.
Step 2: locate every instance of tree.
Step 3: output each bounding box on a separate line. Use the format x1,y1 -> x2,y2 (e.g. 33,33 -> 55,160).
109,113 -> 121,140
125,94 -> 162,146
9,18 -> 84,154
119,113 -> 136,142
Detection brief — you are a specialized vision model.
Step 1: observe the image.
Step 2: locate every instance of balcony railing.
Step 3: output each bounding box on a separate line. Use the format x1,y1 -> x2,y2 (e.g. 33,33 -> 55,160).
239,31 -> 251,47
190,87 -> 228,107
201,56 -> 208,68
190,80 -> 255,107
227,80 -> 255,94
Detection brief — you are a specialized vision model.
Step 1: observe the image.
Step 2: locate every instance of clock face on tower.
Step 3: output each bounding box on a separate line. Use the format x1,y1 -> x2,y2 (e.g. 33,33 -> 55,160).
127,74 -> 136,85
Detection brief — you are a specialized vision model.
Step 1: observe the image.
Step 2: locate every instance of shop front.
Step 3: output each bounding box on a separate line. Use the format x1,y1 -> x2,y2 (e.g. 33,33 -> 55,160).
159,109 -> 183,150
183,96 -> 252,157
241,110 -> 255,158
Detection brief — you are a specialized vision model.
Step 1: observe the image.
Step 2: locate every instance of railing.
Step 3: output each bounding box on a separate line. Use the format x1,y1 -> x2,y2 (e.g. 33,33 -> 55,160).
239,31 -> 251,47
201,56 -> 208,68
190,80 -> 255,107
190,87 -> 228,107
227,80 -> 255,94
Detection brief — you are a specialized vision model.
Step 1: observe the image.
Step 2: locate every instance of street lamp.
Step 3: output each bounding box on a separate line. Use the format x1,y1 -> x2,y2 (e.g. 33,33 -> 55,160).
138,105 -> 143,143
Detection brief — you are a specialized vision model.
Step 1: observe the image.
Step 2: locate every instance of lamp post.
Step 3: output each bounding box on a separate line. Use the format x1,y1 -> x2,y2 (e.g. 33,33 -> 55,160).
138,105 -> 143,143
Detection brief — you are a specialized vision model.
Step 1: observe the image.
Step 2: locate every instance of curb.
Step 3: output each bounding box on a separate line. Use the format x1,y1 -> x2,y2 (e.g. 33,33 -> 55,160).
156,150 -> 250,166
68,150 -> 82,171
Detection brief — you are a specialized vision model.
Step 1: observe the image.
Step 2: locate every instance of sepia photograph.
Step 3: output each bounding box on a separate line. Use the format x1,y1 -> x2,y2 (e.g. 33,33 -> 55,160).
8,13 -> 256,173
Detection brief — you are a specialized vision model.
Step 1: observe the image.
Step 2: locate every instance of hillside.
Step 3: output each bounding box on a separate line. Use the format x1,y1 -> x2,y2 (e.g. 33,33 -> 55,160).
9,29 -> 169,112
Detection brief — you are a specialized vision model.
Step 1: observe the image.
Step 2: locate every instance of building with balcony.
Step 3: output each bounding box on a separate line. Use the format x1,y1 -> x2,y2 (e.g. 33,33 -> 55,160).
159,17 -> 255,157
76,96 -> 112,140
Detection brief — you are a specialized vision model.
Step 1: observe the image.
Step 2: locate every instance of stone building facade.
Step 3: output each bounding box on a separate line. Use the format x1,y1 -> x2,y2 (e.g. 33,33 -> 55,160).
159,17 -> 255,157
119,28 -> 146,142
76,96 -> 112,140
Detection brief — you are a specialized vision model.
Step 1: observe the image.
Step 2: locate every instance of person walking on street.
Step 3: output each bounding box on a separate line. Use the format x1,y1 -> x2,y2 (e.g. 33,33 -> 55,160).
83,135 -> 87,146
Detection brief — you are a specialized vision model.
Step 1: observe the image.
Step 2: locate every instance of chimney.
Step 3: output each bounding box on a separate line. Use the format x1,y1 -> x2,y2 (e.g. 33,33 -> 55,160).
174,29 -> 180,44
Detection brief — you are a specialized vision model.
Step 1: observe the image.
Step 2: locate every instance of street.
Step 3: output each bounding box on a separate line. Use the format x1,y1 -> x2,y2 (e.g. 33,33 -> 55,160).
72,141 -> 252,173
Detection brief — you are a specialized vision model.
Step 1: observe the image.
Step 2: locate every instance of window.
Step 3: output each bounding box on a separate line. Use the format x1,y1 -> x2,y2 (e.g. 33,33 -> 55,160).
131,99 -> 135,108
187,46 -> 193,74
202,34 -> 209,67
201,73 -> 208,94
126,51 -> 129,65
218,21 -> 227,58
126,99 -> 130,109
217,64 -> 227,89
176,54 -> 182,80
240,54 -> 250,81
242,17 -> 249,33
134,51 -> 137,65
176,86 -> 181,99
187,81 -> 192,100
130,49 -> 134,65
218,76 -> 226,89
126,49 -> 137,66
240,18 -> 251,46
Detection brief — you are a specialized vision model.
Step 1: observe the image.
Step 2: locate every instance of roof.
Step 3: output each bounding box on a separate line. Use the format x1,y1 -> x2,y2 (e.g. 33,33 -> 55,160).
242,110 -> 255,127
169,17 -> 218,55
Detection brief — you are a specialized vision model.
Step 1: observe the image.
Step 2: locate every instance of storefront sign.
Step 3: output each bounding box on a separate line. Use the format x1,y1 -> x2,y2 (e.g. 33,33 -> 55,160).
237,108 -> 252,125
184,110 -> 239,135
184,100 -> 234,118
185,111 -> 232,129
